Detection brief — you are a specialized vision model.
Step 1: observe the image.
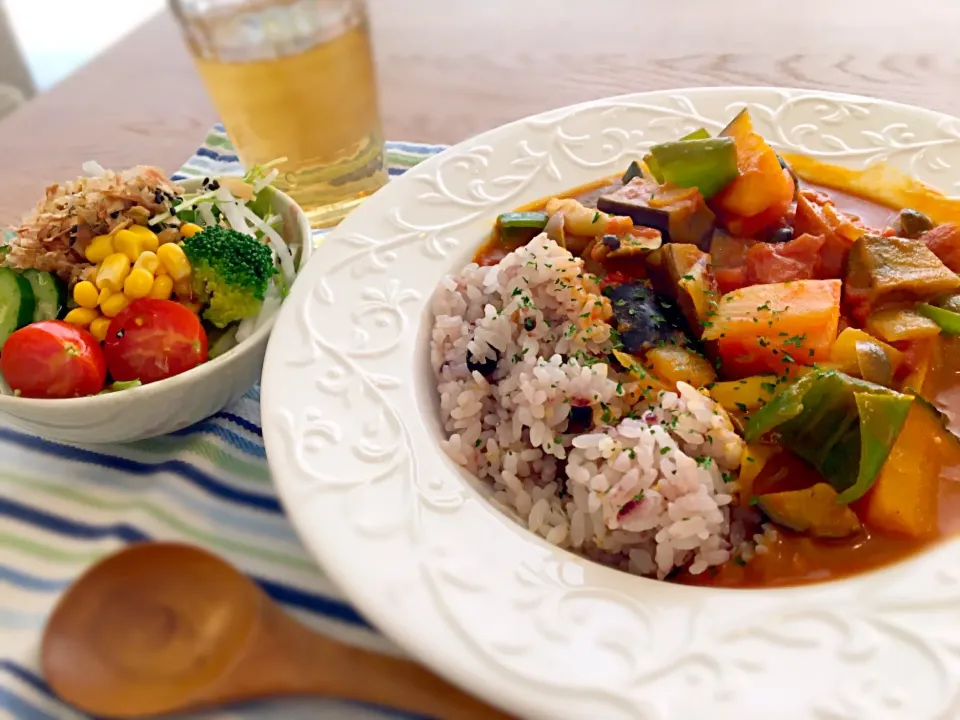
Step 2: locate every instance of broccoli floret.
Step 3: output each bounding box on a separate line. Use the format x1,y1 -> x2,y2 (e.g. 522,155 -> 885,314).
181,225 -> 277,328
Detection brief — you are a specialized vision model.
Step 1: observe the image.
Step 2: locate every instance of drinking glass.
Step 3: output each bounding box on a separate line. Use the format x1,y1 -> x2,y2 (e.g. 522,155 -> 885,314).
170,0 -> 388,228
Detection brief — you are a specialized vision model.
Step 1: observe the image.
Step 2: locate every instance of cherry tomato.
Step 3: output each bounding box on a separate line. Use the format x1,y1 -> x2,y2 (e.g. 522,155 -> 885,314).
103,299 -> 208,384
1,321 -> 106,398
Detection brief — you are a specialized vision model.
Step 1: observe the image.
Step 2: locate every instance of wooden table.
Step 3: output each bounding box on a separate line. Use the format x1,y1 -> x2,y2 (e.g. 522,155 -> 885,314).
1,0 -> 958,226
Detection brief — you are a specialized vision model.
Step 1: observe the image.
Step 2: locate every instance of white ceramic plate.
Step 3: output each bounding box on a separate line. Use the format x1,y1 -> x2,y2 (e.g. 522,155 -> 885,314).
261,87 -> 960,720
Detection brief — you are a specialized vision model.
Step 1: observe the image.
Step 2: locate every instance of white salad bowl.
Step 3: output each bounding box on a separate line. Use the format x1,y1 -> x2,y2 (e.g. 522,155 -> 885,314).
0,177 -> 312,444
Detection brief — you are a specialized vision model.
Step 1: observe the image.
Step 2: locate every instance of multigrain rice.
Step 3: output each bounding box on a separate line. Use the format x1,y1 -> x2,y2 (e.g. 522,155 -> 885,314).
432,235 -> 751,579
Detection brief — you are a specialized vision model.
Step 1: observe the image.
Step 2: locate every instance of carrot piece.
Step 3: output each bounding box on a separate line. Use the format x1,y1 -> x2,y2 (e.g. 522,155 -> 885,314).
703,279 -> 842,376
859,400 -> 951,538
711,110 -> 794,223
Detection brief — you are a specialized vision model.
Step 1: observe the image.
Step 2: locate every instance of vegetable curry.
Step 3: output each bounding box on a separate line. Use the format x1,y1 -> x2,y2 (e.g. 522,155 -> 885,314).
473,109 -> 960,588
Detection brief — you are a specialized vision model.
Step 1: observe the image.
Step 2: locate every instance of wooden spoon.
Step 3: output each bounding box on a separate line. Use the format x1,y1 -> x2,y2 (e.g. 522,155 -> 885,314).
41,542 -> 513,719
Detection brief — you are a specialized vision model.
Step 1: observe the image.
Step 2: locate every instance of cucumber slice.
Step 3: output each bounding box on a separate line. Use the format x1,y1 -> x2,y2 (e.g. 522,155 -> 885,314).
21,269 -> 65,321
0,268 -> 35,349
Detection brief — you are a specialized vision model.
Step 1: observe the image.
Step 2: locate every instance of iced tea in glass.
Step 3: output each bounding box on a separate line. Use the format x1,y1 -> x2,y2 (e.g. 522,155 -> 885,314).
171,0 -> 387,228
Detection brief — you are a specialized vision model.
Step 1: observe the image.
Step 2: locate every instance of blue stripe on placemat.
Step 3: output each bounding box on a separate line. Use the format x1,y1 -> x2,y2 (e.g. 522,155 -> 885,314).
0,138 -> 447,720
0,427 -> 283,513
0,566 -> 68,593
0,687 -> 59,720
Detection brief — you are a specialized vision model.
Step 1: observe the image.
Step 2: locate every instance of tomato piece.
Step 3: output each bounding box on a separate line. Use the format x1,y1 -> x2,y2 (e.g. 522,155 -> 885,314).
599,270 -> 629,290
103,299 -> 208,384
744,233 -> 826,285
713,266 -> 749,295
793,190 -> 867,278
919,223 -> 960,273
1,321 -> 106,398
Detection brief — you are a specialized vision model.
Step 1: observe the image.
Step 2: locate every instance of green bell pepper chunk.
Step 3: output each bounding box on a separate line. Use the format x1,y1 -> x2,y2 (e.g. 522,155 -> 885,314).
745,370 -> 912,503
496,212 -> 549,247
646,138 -> 739,199
680,128 -> 711,141
918,302 -> 960,334
644,154 -> 663,183
642,131 -> 709,184
838,392 -> 913,503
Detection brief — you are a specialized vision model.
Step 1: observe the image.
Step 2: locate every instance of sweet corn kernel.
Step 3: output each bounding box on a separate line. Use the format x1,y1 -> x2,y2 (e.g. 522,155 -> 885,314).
72,281 -> 99,309
97,287 -> 113,306
124,268 -> 154,299
101,293 -> 131,318
157,243 -> 191,280
179,222 -> 203,238
63,307 -> 99,327
113,229 -> 144,263
89,316 -> 112,342
84,234 -> 115,264
134,251 -> 160,274
148,274 -> 174,300
125,224 -> 159,252
96,253 -> 132,292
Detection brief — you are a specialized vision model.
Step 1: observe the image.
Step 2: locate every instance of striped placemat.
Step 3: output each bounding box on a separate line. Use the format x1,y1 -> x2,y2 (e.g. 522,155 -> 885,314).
0,128 -> 446,720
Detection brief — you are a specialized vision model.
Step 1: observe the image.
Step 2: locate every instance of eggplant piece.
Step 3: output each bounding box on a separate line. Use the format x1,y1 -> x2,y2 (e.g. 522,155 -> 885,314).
845,235 -> 960,318
603,281 -> 688,353
756,483 -> 861,538
597,179 -> 716,250
621,161 -> 644,185
646,243 -> 718,336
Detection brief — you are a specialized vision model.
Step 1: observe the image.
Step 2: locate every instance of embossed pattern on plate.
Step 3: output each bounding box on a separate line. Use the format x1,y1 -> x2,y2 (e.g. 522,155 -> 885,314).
261,88 -> 960,720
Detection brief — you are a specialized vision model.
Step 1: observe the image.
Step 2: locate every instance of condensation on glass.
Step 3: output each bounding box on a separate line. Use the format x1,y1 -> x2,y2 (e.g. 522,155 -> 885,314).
170,0 -> 387,228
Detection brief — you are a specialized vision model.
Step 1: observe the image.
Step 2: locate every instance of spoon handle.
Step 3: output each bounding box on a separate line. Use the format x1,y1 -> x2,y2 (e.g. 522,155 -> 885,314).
206,595 -> 516,720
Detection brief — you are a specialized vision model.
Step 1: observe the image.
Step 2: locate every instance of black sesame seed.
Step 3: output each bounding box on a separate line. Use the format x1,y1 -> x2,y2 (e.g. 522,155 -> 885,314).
109,211 -> 120,219
523,317 -> 537,332
209,180 -> 220,191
